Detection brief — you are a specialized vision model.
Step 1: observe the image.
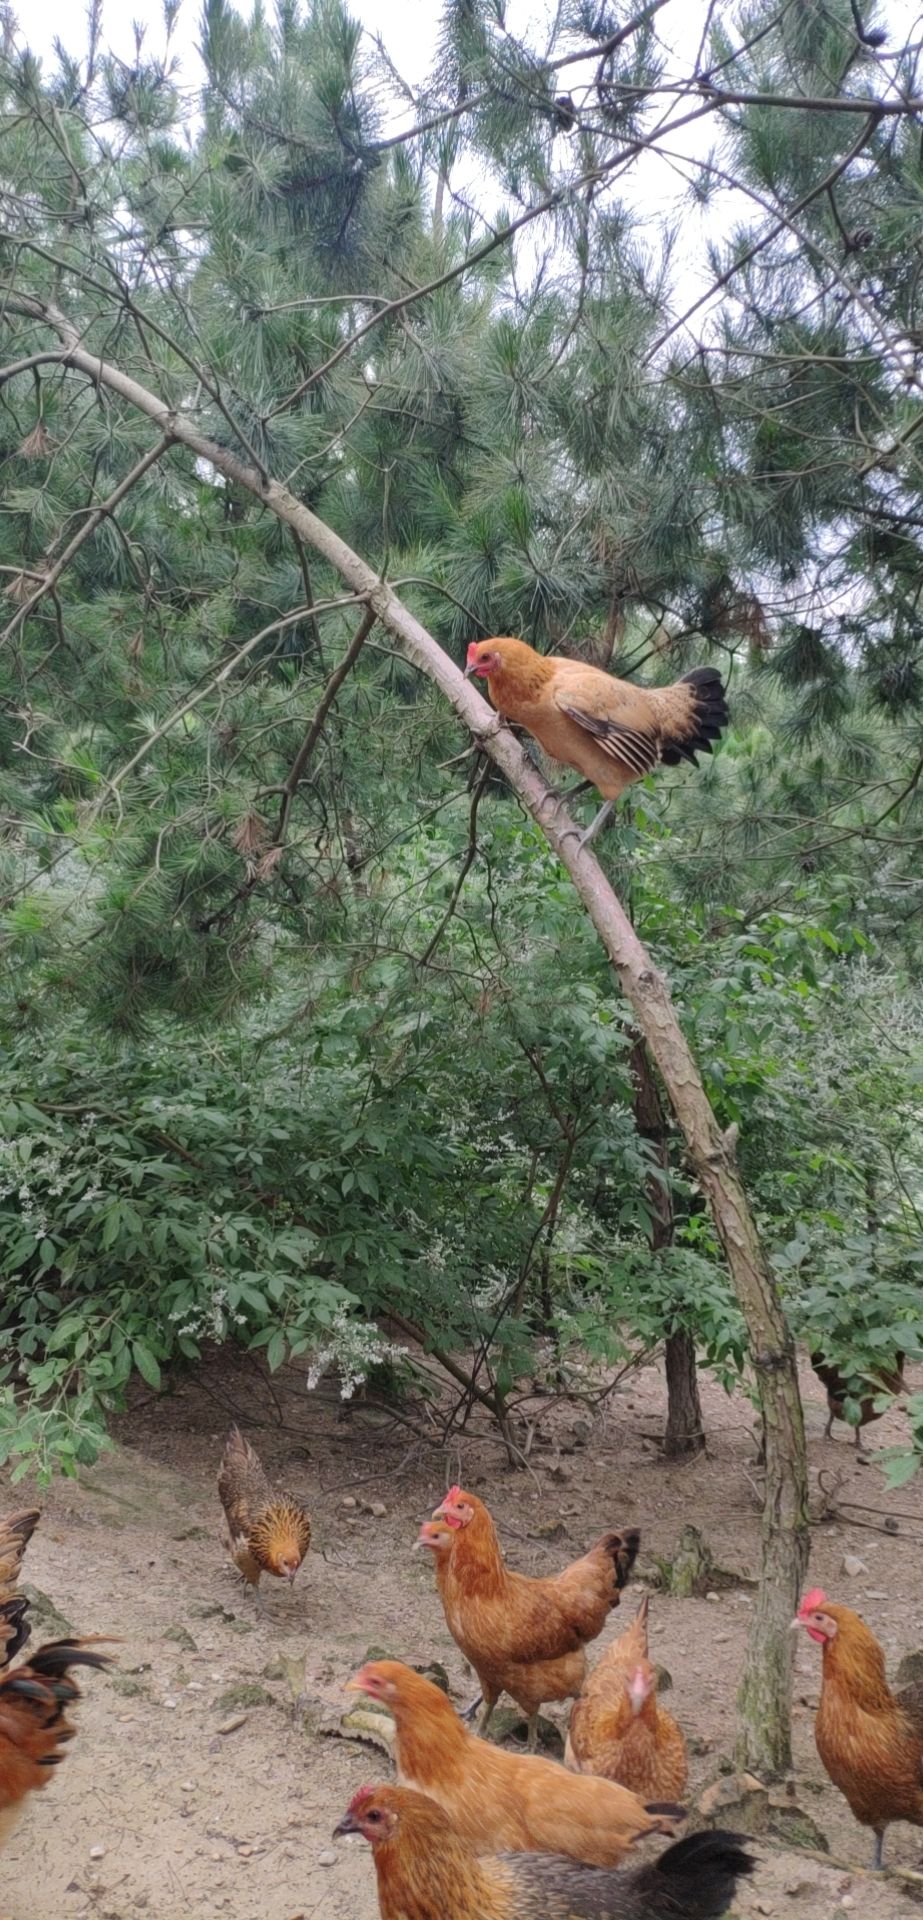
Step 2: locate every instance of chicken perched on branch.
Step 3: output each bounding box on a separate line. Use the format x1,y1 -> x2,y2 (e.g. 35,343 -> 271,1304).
347,1660 -> 683,1867
810,1352 -> 905,1453
217,1426 -> 311,1611
464,638 -> 728,847
794,1588 -> 923,1867
566,1594 -> 687,1800
419,1487 -> 639,1750
0,1639 -> 112,1849
334,1783 -> 752,1920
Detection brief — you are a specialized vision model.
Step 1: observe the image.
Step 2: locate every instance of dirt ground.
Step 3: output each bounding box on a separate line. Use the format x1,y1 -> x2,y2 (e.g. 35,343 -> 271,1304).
2,1348 -> 922,1920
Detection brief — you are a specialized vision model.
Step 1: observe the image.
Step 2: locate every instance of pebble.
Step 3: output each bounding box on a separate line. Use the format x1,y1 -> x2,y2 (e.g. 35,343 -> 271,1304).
317,1850 -> 337,1867
864,1590 -> 888,1600
89,1847 -> 106,1862
217,1713 -> 249,1735
237,1845 -> 252,1858
841,1553 -> 867,1577
706,1592 -> 721,1604
163,1696 -> 179,1709
369,1501 -> 387,1519
181,1781 -> 195,1793
840,1900 -> 855,1911
341,1497 -> 357,1510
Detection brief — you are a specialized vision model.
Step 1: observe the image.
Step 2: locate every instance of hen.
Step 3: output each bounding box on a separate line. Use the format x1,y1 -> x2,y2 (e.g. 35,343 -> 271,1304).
810,1353 -> 905,1452
334,1783 -> 752,1920
217,1425 -> 311,1610
420,1487 -> 639,1750
0,1508 -> 40,1668
464,638 -> 728,846
347,1659 -> 684,1867
565,1594 -> 687,1800
795,1587 -> 923,1866
0,1638 -> 112,1849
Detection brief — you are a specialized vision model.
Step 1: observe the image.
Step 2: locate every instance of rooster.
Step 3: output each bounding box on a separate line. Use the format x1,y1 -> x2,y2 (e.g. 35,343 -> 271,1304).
464,638 -> 728,847
565,1594 -> 687,1800
217,1425 -> 311,1611
347,1660 -> 684,1867
420,1487 -> 639,1750
0,1639 -> 112,1849
334,1783 -> 753,1920
794,1588 -> 923,1867
810,1353 -> 905,1453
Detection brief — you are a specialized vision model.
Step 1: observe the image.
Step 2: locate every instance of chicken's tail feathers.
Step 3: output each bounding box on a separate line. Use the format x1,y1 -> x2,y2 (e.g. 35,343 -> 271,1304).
627,1828 -> 755,1919
593,1526 -> 641,1600
0,1595 -> 31,1670
661,667 -> 729,767
20,1637 -> 115,1682
644,1800 -> 687,1834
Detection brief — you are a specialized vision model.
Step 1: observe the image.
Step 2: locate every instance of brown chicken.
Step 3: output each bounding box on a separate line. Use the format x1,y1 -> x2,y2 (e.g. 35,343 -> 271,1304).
0,1508 -> 40,1669
810,1353 -> 905,1452
565,1595 -> 687,1800
0,1638 -> 112,1849
217,1425 -> 311,1610
347,1660 -> 684,1867
420,1487 -> 639,1750
334,1783 -> 752,1920
464,638 -> 728,846
795,1588 -> 923,1867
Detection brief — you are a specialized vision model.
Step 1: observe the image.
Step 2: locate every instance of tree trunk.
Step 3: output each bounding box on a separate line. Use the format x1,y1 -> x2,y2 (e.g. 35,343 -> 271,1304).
629,1035 -> 705,1458
663,1329 -> 705,1458
9,294 -> 810,1775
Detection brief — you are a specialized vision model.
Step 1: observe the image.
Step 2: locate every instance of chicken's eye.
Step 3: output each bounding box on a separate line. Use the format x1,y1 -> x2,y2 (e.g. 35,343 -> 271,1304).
366,1809 -> 381,1823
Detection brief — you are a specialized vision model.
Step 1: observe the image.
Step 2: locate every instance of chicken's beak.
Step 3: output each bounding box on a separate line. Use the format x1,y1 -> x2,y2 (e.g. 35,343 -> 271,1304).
790,1617 -> 805,1631
333,1811 -> 360,1838
344,1676 -> 365,1693
463,661 -> 476,678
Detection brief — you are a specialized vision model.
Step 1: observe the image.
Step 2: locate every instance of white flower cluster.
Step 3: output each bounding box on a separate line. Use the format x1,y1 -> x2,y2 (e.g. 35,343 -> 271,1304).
306,1308 -> 406,1400
168,1284 -> 246,1341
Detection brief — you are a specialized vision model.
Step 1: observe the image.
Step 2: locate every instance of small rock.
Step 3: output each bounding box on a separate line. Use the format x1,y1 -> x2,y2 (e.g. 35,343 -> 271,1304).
162,1696 -> 179,1709
757,1904 -> 773,1915
740,1772 -> 765,1792
317,1849 -> 337,1867
841,1553 -> 867,1578
864,1590 -> 888,1600
217,1713 -> 249,1735
89,1846 -> 106,1861
341,1497 -> 357,1510
180,1780 -> 195,1792
706,1592 -> 721,1604
840,1899 -> 855,1911
237,1845 -> 253,1858
369,1501 -> 387,1519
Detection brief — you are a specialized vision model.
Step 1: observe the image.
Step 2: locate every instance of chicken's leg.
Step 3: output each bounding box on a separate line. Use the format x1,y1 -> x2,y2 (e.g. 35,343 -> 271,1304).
476,1692 -> 499,1739
525,1711 -> 539,1754
560,798 -> 616,850
871,1828 -> 885,1870
536,777 -> 593,820
459,1692 -> 484,1723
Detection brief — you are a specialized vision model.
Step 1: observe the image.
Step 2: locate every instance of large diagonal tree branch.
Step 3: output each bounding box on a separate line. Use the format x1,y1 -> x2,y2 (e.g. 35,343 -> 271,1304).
1,287 -> 808,1777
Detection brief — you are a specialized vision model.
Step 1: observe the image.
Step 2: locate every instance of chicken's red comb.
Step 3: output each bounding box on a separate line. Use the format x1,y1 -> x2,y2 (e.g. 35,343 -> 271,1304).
466,642 -> 479,664
347,1785 -> 377,1815
799,1587 -> 828,1615
444,1483 -> 463,1502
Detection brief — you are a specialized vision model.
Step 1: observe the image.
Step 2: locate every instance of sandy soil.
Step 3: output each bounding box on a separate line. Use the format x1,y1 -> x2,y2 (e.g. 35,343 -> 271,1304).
1,1348 -> 921,1920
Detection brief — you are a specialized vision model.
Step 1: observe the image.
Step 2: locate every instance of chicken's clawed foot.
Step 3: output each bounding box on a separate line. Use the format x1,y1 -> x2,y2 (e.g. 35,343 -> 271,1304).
558,799 -> 616,851
459,1692 -> 484,1724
